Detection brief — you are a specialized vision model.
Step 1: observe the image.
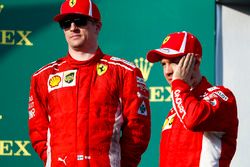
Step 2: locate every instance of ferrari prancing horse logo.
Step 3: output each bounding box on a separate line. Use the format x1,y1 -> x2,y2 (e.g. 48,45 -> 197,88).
162,36 -> 170,45
69,0 -> 76,7
97,63 -> 108,76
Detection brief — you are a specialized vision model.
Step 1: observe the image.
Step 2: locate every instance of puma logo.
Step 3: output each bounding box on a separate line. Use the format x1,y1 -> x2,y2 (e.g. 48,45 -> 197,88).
58,156 -> 67,166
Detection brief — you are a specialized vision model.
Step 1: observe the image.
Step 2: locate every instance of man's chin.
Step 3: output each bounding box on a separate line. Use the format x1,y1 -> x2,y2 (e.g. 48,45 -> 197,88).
70,43 -> 84,50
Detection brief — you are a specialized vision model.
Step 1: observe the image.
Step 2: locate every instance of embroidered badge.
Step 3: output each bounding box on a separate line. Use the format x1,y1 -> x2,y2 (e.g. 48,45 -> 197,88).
138,101 -> 147,116
49,75 -> 61,88
69,0 -> 76,7
97,63 -> 108,76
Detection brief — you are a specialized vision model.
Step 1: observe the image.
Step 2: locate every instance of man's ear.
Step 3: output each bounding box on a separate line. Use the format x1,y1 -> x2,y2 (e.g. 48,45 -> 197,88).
95,21 -> 102,34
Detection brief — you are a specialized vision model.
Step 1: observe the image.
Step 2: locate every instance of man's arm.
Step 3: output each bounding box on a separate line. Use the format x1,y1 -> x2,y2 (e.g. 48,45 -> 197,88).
120,68 -> 151,167
171,78 -> 237,131
28,75 -> 49,163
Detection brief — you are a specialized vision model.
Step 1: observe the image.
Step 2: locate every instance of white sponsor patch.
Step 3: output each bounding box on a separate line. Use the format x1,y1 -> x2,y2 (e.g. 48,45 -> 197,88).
214,91 -> 228,101
136,76 -> 145,85
138,101 -> 147,116
137,84 -> 148,92
174,89 -> 186,119
203,93 -> 218,106
137,92 -> 149,99
63,70 -> 77,86
77,155 -> 84,161
207,86 -> 219,92
29,96 -> 33,102
48,70 -> 77,92
77,155 -> 91,161
28,102 -> 34,110
110,57 -> 136,68
28,108 -> 35,120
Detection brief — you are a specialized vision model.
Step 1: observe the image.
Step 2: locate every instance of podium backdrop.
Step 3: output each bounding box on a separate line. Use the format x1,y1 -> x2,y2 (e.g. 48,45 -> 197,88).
0,0 -> 215,166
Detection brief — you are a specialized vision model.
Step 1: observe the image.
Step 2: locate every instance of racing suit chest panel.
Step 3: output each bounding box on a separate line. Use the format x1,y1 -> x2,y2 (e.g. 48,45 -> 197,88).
77,64 -> 121,155
160,109 -> 203,167
46,61 -> 122,165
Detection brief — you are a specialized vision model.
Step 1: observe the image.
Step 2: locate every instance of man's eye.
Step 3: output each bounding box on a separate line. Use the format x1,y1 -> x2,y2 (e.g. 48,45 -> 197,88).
169,59 -> 179,64
74,18 -> 81,22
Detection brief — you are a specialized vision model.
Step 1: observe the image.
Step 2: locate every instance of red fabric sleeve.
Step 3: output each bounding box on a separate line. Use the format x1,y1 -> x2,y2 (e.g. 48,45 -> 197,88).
171,79 -> 237,132
120,68 -> 151,167
28,74 -> 49,163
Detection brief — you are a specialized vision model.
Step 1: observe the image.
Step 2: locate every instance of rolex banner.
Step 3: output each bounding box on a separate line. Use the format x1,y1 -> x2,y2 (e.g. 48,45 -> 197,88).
0,0 -> 215,166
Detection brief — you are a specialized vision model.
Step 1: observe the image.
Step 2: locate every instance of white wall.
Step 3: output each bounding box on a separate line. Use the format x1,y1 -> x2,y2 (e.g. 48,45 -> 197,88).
218,5 -> 250,167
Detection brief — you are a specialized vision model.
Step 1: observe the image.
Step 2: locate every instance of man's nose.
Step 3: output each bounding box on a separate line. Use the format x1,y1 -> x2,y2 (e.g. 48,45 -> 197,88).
70,22 -> 77,31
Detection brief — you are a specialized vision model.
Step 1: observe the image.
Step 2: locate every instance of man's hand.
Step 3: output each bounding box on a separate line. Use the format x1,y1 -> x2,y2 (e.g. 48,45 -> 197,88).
172,53 -> 196,86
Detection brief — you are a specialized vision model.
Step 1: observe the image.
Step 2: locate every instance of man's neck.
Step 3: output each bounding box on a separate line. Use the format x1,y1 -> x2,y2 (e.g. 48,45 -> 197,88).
68,46 -> 98,61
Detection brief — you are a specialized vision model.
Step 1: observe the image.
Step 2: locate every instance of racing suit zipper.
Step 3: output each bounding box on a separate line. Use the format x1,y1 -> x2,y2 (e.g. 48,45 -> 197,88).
87,65 -> 94,166
76,67 -> 79,167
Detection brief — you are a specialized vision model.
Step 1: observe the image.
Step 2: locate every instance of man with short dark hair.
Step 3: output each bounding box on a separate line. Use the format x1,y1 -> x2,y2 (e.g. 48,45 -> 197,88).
146,31 -> 238,167
28,0 -> 151,166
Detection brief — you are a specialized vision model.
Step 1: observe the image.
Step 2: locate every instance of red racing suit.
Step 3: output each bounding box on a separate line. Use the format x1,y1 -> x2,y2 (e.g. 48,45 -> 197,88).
28,48 -> 151,167
160,77 -> 238,167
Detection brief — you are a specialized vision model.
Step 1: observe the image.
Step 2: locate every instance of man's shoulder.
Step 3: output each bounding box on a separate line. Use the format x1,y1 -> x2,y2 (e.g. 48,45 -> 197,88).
194,77 -> 234,99
100,55 -> 137,71
207,85 -> 234,95
206,85 -> 236,104
32,57 -> 66,78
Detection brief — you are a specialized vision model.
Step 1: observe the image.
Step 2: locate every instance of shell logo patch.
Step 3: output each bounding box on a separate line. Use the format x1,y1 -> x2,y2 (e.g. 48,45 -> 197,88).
69,0 -> 76,7
48,70 -> 77,92
162,36 -> 170,45
97,63 -> 108,76
49,75 -> 61,88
